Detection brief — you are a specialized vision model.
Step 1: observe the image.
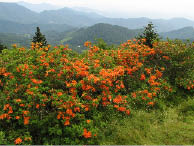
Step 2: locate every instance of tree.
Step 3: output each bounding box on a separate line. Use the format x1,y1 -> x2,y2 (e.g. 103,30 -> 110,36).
136,22 -> 159,48
32,27 -> 48,47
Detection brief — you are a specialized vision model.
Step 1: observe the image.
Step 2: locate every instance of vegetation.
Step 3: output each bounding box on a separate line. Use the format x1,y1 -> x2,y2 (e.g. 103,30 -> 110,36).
0,42 -> 6,53
136,22 -> 159,48
65,23 -> 143,52
32,27 -> 48,47
0,37 -> 194,144
0,2 -> 194,145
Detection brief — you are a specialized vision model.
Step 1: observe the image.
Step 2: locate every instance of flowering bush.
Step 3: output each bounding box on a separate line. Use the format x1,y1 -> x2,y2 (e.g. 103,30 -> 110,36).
0,40 -> 193,144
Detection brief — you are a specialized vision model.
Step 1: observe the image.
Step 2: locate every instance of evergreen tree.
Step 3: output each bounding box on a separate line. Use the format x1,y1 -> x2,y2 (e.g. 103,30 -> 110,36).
136,22 -> 159,48
32,27 -> 48,47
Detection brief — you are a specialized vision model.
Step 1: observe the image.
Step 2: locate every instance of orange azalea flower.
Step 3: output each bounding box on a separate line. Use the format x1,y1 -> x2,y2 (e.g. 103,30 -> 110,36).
14,137 -> 22,145
12,44 -> 17,48
31,79 -> 43,84
24,117 -> 30,125
117,107 -> 126,112
36,104 -> 40,109
57,92 -> 63,96
8,106 -> 13,114
24,137 -> 32,141
148,101 -> 154,106
20,104 -> 25,107
126,110 -> 130,115
85,107 -> 89,111
147,93 -> 152,99
156,70 -> 163,78
15,116 -> 20,120
66,109 -> 73,115
26,89 -> 34,95
3,104 -> 10,110
163,56 -> 170,60
0,114 -> 8,119
132,92 -> 136,98
64,120 -> 70,126
140,74 -> 146,80
84,41 -> 91,47
74,107 -> 80,112
15,99 -> 22,103
145,68 -> 151,74
83,128 -> 92,138
57,114 -> 61,119
3,72 -> 11,77
22,110 -> 29,115
86,120 -> 91,124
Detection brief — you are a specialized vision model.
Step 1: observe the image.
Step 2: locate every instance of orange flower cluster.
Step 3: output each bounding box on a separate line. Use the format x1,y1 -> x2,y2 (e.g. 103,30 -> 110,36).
83,128 -> 92,138
14,137 -> 22,145
2,39 -> 191,144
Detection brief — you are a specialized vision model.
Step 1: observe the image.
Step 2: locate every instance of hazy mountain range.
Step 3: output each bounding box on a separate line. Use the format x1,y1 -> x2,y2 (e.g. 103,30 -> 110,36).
1,2 -> 194,32
17,1 -> 63,13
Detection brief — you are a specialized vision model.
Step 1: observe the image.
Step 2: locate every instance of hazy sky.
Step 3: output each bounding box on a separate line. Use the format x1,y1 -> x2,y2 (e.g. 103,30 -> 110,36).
1,0 -> 194,20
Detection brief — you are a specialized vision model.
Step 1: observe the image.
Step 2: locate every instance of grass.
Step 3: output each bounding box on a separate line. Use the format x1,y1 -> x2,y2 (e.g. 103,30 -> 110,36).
99,98 -> 194,145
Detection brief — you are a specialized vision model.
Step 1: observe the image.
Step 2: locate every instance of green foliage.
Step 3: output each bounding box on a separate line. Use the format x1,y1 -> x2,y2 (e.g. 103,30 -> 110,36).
0,38 -> 194,145
32,27 -> 48,47
100,106 -> 194,145
0,42 -> 6,53
65,23 -> 142,52
136,22 -> 159,48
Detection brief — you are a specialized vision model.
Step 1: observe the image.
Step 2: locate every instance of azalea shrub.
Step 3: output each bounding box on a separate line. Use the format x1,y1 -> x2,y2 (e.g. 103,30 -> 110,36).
0,39 -> 194,145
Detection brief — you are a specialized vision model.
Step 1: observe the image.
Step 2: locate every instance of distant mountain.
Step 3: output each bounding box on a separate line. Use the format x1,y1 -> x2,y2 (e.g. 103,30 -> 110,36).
96,17 -> 194,32
64,23 -> 143,48
160,26 -> 194,40
1,2 -> 194,32
0,2 -> 38,24
72,7 -> 104,19
38,7 -> 104,26
0,20 -> 75,34
17,1 -> 62,13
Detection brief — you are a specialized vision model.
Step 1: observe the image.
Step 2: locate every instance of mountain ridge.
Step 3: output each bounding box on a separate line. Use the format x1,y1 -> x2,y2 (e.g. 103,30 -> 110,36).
1,2 -> 194,32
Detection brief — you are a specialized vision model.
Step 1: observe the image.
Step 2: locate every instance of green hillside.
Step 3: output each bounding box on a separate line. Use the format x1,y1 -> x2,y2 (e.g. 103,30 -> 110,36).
64,23 -> 143,51
160,26 -> 194,40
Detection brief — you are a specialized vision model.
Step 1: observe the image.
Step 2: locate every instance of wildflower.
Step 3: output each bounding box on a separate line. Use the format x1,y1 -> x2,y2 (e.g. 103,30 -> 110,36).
15,99 -> 22,103
22,111 -> 29,115
126,110 -> 130,115
24,117 -> 30,125
83,128 -> 92,138
31,79 -> 43,84
64,120 -> 70,126
36,104 -> 40,109
140,74 -> 146,80
14,137 -> 22,145
74,107 -> 80,112
148,101 -> 154,106
20,104 -> 25,107
57,92 -> 63,96
24,137 -> 32,141
156,70 -> 163,78
132,92 -> 136,98
15,116 -> 20,120
86,120 -> 91,124
118,107 -> 126,112
12,44 -> 17,48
